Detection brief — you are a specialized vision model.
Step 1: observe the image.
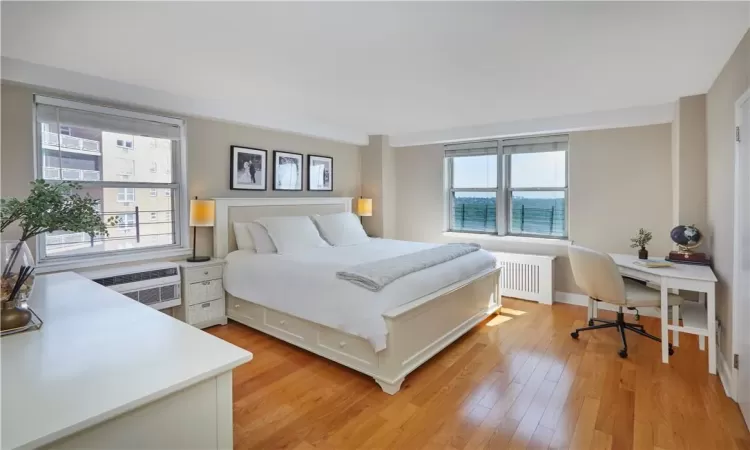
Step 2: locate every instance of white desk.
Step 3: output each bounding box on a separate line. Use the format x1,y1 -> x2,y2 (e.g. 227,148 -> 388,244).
609,253 -> 718,374
1,272 -> 252,450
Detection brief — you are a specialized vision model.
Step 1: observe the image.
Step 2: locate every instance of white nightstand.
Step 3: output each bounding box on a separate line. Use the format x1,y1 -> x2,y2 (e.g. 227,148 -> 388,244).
176,259 -> 227,329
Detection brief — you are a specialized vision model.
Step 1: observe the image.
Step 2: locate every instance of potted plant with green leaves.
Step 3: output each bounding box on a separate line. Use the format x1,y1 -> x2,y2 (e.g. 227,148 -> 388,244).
0,180 -> 112,331
630,228 -> 653,260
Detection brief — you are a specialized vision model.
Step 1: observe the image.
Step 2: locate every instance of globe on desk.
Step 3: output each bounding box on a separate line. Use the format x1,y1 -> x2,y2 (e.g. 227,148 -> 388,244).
670,225 -> 703,254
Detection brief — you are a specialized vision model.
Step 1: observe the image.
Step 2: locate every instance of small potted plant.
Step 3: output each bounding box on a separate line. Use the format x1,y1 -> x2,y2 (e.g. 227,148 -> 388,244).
630,228 -> 653,260
1,180 -> 112,331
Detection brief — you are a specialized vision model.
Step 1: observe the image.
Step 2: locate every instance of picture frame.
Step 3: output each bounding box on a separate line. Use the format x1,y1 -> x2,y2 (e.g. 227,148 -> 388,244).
273,150 -> 303,191
307,154 -> 333,191
230,146 -> 267,191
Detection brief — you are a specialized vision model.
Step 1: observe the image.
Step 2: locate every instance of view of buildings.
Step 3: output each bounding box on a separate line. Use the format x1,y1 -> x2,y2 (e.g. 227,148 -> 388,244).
41,123 -> 175,256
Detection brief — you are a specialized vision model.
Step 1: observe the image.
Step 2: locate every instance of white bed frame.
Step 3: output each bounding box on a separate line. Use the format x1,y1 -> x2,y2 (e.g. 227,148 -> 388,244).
213,197 -> 501,394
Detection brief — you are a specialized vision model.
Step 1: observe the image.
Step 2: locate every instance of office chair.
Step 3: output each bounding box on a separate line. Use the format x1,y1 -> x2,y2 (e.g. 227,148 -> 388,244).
568,245 -> 683,358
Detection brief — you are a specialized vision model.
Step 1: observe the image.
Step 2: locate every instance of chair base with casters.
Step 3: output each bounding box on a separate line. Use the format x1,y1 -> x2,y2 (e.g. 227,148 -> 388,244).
570,303 -> 674,359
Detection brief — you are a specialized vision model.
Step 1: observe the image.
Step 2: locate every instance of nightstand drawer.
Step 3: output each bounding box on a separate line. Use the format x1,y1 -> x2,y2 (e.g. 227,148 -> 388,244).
184,265 -> 223,284
188,299 -> 224,325
187,279 -> 224,306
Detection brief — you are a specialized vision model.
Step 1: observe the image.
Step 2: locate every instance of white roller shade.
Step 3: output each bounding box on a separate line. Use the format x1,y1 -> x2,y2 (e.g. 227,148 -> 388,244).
502,135 -> 568,154
445,140 -> 499,157
36,98 -> 182,141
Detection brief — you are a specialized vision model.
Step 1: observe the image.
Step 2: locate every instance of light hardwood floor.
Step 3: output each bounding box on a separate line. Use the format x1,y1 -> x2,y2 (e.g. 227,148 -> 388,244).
208,298 -> 750,450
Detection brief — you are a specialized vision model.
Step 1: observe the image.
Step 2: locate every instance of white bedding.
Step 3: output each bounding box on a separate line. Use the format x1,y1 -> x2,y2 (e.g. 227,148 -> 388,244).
223,239 -> 496,352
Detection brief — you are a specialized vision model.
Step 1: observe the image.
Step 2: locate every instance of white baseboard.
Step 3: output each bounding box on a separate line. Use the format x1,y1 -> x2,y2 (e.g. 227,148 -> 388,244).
718,350 -> 735,399
553,291 -> 661,318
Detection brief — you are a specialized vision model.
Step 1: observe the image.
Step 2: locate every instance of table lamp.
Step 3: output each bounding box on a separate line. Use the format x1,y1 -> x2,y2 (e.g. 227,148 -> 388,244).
188,197 -> 215,262
357,197 -> 372,223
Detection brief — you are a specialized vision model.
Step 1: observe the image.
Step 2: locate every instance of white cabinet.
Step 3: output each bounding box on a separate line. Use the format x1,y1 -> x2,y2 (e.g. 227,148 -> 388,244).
176,259 -> 227,329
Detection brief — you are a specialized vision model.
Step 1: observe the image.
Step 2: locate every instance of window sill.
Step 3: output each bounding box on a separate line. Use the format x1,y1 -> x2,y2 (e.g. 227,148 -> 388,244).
36,247 -> 193,274
442,232 -> 572,247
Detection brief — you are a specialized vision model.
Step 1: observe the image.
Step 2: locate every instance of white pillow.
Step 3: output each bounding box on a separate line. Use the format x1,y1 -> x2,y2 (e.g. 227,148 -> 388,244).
253,216 -> 329,254
312,212 -> 370,246
247,222 -> 277,254
233,222 -> 255,251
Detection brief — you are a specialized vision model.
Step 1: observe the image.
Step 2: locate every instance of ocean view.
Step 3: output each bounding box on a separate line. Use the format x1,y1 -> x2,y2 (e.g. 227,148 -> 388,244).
452,195 -> 566,236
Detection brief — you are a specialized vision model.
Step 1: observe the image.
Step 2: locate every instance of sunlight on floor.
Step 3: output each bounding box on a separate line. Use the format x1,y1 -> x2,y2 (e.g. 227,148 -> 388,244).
486,315 -> 513,327
498,307 -> 527,316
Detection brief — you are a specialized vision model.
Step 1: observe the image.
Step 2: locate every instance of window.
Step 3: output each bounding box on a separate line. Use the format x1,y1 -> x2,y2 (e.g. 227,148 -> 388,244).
445,136 -> 568,238
116,158 -> 135,176
117,188 -> 135,203
35,95 -> 187,265
116,138 -> 133,149
59,126 -> 72,136
118,213 -> 136,229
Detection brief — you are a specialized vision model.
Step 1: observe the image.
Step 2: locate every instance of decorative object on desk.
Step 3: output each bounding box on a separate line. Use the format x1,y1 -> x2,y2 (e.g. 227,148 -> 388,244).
633,259 -> 674,269
357,197 -> 372,224
0,180 -> 112,329
667,224 -> 711,265
629,228 -> 652,259
230,146 -> 267,191
188,197 -> 215,263
307,154 -> 333,191
273,150 -> 303,191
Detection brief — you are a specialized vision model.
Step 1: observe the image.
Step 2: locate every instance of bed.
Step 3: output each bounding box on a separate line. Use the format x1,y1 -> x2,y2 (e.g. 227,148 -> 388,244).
213,197 -> 501,394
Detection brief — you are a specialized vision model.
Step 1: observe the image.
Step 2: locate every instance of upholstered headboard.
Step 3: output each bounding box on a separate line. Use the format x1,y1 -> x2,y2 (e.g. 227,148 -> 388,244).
213,197 -> 353,258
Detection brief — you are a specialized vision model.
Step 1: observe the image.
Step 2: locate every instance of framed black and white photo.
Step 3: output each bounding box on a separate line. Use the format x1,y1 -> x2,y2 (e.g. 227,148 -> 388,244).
273,150 -> 303,191
307,154 -> 333,191
230,146 -> 267,191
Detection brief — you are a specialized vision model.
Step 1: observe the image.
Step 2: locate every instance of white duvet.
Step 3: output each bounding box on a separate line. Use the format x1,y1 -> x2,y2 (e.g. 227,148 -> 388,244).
223,239 -> 496,352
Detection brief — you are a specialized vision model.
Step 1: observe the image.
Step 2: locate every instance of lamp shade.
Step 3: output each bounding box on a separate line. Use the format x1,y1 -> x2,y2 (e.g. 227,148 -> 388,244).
357,198 -> 373,217
189,199 -> 215,227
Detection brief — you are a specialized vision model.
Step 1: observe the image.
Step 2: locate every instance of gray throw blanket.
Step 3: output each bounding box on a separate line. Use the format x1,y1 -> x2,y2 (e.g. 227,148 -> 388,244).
336,243 -> 481,292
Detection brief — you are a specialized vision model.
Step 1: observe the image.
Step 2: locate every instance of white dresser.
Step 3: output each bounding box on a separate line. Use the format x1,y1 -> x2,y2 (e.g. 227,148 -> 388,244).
1,272 -> 251,450
176,259 -> 227,329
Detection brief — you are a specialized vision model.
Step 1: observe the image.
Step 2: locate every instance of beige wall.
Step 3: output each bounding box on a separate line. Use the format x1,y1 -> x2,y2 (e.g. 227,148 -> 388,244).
359,135 -> 396,238
186,117 -> 360,254
0,82 -> 361,262
394,124 -> 673,295
706,29 -> 750,359
672,95 -> 708,231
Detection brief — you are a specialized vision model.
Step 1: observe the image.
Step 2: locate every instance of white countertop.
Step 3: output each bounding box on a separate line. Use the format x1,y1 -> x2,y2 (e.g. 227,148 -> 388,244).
609,253 -> 718,282
1,272 -> 252,450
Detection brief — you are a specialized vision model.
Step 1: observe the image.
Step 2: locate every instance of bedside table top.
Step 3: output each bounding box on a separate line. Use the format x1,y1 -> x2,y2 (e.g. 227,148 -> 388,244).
178,258 -> 225,268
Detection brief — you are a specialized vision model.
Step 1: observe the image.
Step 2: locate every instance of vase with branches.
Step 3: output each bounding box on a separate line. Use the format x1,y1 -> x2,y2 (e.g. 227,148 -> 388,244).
0,180 -> 113,330
630,228 -> 653,260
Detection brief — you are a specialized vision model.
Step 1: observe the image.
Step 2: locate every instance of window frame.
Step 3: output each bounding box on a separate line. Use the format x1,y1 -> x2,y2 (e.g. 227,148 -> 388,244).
116,138 -> 134,150
445,135 -> 569,240
446,153 -> 501,235
33,95 -> 190,271
116,188 -> 135,203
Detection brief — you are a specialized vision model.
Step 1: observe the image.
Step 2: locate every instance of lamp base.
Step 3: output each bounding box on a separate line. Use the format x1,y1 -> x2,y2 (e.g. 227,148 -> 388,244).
186,256 -> 210,263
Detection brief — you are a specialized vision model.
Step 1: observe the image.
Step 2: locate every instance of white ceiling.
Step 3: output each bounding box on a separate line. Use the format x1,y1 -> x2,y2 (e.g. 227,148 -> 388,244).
2,2 -> 749,145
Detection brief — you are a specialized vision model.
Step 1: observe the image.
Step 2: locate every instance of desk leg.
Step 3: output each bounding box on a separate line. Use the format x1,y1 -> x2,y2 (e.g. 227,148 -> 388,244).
698,292 -> 706,351
672,305 -> 680,347
661,283 -> 670,364
707,286 -> 717,374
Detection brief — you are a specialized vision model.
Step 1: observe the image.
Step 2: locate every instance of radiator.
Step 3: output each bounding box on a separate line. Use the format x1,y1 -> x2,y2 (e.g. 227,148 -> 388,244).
492,252 -> 555,305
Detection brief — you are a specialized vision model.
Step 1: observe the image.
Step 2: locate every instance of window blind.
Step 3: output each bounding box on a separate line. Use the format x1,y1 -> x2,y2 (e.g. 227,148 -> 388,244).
36,99 -> 182,141
444,140 -> 499,157
502,135 -> 568,154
